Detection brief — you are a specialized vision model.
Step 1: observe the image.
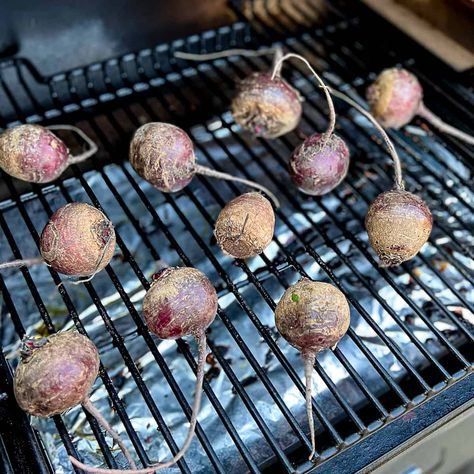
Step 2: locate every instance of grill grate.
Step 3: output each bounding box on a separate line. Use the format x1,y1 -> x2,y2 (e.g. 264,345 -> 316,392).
0,1 -> 473,473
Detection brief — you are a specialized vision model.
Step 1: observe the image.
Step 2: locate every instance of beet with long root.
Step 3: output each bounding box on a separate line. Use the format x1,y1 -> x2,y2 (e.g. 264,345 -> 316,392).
175,47 -> 303,139
329,88 -> 433,266
0,124 -> 98,183
367,68 -> 474,145
0,202 -> 116,283
272,53 -> 350,196
70,266 -> 218,474
275,279 -> 350,460
214,192 -> 275,258
14,332 -> 136,470
129,122 -> 279,206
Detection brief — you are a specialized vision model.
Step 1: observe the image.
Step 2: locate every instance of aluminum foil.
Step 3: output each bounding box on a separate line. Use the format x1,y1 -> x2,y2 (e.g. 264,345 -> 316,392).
1,73 -> 473,473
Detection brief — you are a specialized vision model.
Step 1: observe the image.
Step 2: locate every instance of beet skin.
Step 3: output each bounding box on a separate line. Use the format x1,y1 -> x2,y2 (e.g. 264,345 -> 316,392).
231,72 -> 302,138
40,202 -> 116,276
14,332 -> 99,417
289,133 -> 350,196
143,267 -> 218,340
275,279 -> 350,353
129,122 -> 195,193
365,189 -> 432,267
366,68 -> 423,129
0,124 -> 69,183
214,192 -> 275,259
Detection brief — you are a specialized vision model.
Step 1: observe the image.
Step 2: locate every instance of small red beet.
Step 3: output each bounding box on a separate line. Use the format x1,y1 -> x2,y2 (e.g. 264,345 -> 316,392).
0,124 -> 98,183
365,190 -> 432,267
0,124 -> 69,183
14,332 -> 99,417
367,68 -> 474,145
231,72 -> 302,138
129,122 -> 279,205
275,279 -> 350,460
366,68 -> 422,129
15,332 -> 137,470
40,202 -> 116,277
70,268 -> 220,472
289,133 -> 350,195
143,267 -> 217,339
214,192 -> 275,258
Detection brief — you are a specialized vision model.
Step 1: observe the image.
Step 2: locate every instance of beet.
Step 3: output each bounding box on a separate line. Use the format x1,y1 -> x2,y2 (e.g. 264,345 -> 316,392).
367,68 -> 474,145
231,72 -> 302,138
15,332 -> 137,470
143,267 -> 217,339
275,279 -> 350,460
71,267 -> 218,473
329,88 -> 433,266
14,332 -> 99,417
0,202 -> 116,281
129,122 -> 279,206
174,47 -> 303,139
271,52 -> 351,196
40,202 -> 116,278
0,124 -> 98,183
365,190 -> 432,267
214,192 -> 275,258
289,133 -> 349,195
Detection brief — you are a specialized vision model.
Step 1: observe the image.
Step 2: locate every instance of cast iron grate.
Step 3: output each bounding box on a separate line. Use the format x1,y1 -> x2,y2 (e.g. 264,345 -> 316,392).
0,1 -> 473,473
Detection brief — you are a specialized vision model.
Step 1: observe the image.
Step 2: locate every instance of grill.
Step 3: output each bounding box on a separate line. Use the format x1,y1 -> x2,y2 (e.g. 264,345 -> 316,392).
0,1 -> 473,473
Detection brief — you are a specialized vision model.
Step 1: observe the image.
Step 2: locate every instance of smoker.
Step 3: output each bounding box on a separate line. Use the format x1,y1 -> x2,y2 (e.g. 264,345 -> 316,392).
0,1 -> 473,473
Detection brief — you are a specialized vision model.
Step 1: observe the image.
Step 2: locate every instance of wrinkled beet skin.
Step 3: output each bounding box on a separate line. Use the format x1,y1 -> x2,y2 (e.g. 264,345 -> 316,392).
0,124 -> 69,183
214,192 -> 275,259
366,68 -> 423,129
289,133 -> 350,196
14,332 -> 99,417
275,279 -> 350,353
40,202 -> 116,276
129,123 -> 195,192
231,73 -> 302,139
365,190 -> 432,267
143,267 -> 217,340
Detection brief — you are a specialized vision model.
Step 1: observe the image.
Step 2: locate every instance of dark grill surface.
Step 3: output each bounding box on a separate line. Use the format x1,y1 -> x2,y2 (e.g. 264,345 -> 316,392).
0,1 -> 473,473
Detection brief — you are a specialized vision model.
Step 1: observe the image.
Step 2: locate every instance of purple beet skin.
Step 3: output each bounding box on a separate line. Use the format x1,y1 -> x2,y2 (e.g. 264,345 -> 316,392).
231,72 -> 302,138
40,202 -> 116,276
129,122 -> 195,193
289,133 -> 350,196
366,68 -> 423,129
143,267 -> 218,339
0,124 -> 69,183
14,332 -> 99,417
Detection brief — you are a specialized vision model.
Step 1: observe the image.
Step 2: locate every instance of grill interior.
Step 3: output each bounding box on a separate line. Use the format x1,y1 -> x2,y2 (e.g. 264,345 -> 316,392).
0,1 -> 473,473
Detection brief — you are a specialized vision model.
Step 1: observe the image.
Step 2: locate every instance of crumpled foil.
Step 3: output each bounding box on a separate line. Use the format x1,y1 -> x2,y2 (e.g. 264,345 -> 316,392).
0,66 -> 473,473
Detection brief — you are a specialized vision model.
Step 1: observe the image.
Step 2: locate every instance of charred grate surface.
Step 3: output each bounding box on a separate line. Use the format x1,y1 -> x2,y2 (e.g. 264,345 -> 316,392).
0,1 -> 473,473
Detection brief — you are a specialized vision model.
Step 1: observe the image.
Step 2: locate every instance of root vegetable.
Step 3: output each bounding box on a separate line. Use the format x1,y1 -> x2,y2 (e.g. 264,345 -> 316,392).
329,88 -> 433,266
40,203 -> 116,278
289,133 -> 350,196
367,68 -> 474,145
175,47 -> 303,138
273,53 -> 350,196
365,190 -> 432,267
14,332 -> 136,469
70,266 -> 218,474
0,202 -> 116,283
129,122 -> 280,207
214,192 -> 275,258
0,124 -> 98,183
275,279 -> 350,460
